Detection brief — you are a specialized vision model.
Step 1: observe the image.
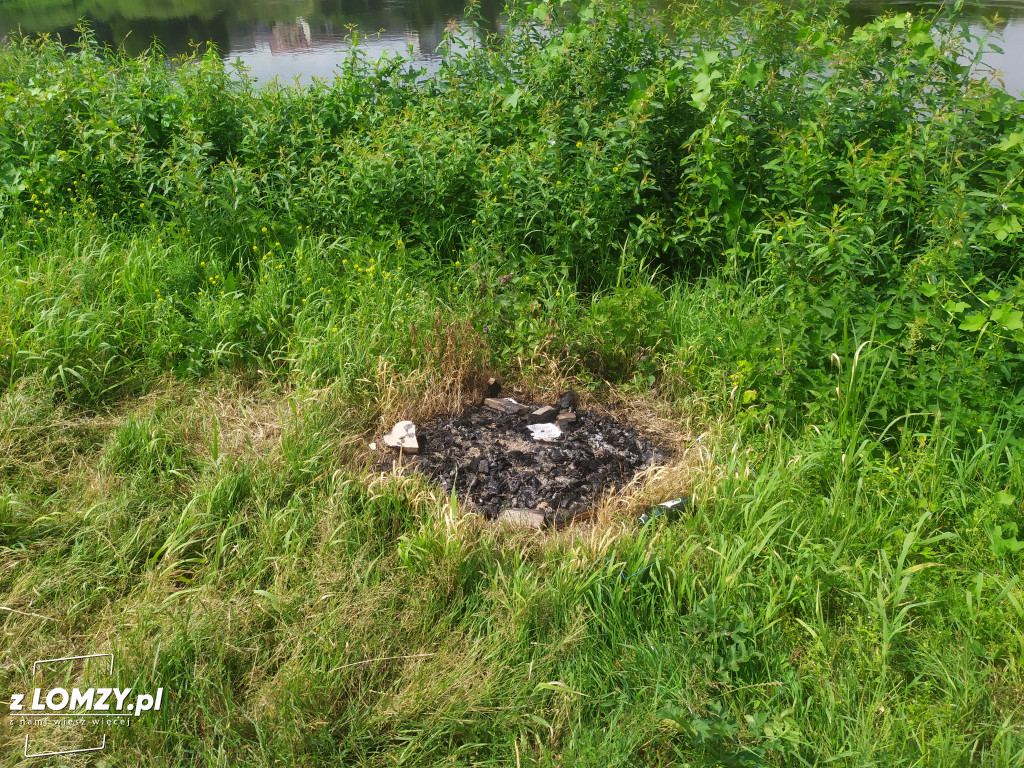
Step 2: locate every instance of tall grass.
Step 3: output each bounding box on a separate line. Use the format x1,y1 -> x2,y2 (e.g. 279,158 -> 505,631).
1,0 -> 1023,764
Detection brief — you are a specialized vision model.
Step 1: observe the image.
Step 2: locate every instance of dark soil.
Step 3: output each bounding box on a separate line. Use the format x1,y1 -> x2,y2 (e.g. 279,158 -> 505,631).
396,400 -> 667,525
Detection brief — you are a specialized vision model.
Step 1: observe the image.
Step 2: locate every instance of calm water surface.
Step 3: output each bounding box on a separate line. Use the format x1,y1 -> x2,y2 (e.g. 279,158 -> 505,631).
1,0 -> 1022,93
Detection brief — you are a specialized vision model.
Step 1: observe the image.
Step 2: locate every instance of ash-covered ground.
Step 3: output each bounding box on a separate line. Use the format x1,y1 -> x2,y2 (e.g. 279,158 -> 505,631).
401,399 -> 666,525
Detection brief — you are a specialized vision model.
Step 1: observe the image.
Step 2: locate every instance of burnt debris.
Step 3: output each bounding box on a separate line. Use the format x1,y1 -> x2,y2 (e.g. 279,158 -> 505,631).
382,390 -> 666,526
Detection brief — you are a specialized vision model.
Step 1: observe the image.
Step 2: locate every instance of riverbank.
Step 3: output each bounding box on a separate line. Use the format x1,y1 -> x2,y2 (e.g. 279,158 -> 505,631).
1,1 -> 1023,763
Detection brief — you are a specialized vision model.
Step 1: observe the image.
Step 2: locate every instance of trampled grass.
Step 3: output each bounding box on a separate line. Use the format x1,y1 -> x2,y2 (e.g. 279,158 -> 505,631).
1,0 -> 1023,764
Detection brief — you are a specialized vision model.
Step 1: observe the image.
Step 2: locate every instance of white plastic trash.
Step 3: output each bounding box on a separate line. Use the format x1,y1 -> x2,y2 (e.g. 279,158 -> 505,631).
527,423 -> 562,441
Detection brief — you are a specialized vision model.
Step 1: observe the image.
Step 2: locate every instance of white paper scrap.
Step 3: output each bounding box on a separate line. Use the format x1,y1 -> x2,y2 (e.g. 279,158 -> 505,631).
527,423 -> 562,441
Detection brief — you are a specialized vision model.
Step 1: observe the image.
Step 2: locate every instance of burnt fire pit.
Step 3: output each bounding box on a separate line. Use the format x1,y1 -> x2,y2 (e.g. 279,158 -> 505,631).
383,392 -> 667,528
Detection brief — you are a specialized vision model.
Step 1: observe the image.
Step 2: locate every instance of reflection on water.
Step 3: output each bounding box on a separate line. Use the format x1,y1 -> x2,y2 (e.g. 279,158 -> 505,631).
0,0 -> 504,82
847,1 -> 1024,95
0,0 -> 1022,91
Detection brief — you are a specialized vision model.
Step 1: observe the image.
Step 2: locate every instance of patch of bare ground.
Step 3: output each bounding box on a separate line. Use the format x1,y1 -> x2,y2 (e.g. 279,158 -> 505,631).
370,370 -> 717,531
175,379 -> 292,462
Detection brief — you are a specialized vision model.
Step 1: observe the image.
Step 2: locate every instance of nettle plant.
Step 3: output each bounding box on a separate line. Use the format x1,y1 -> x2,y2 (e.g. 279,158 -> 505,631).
452,0 -> 1023,433
636,5 -> 1024,436
0,0 -> 1021,436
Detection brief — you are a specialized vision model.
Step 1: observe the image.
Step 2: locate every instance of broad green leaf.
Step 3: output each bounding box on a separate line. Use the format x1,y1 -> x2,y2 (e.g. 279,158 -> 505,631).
991,524 -> 1024,556
0,164 -> 24,194
909,26 -> 933,45
502,87 -> 523,110
987,214 -> 1021,241
691,88 -> 711,111
959,313 -> 986,332
740,61 -> 766,89
991,304 -> 1024,331
997,132 -> 1024,152
695,50 -> 722,68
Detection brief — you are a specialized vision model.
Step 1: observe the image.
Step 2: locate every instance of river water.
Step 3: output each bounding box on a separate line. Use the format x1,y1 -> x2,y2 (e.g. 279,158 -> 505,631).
1,0 -> 1022,93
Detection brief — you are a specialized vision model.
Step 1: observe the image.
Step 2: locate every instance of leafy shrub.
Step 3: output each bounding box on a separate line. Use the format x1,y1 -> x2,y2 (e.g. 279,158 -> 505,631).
0,0 -> 1021,441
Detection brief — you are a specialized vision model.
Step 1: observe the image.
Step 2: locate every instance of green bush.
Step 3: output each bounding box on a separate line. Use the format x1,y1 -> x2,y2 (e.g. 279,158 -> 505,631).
2,0 -> 1022,439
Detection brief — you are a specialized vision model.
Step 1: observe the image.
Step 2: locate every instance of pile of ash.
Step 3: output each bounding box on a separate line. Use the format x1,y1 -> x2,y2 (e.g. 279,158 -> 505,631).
380,390 -> 666,527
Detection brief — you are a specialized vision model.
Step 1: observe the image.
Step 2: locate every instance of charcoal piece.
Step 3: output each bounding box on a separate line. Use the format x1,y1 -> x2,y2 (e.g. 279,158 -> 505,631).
558,391 -> 577,411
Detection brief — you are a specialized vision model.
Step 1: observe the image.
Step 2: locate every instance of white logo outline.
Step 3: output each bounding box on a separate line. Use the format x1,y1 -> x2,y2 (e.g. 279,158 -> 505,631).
22,653 -> 113,758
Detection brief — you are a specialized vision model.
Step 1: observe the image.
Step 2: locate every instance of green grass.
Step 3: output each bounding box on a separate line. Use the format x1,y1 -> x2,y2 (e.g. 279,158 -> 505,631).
2,0 -> 1024,764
